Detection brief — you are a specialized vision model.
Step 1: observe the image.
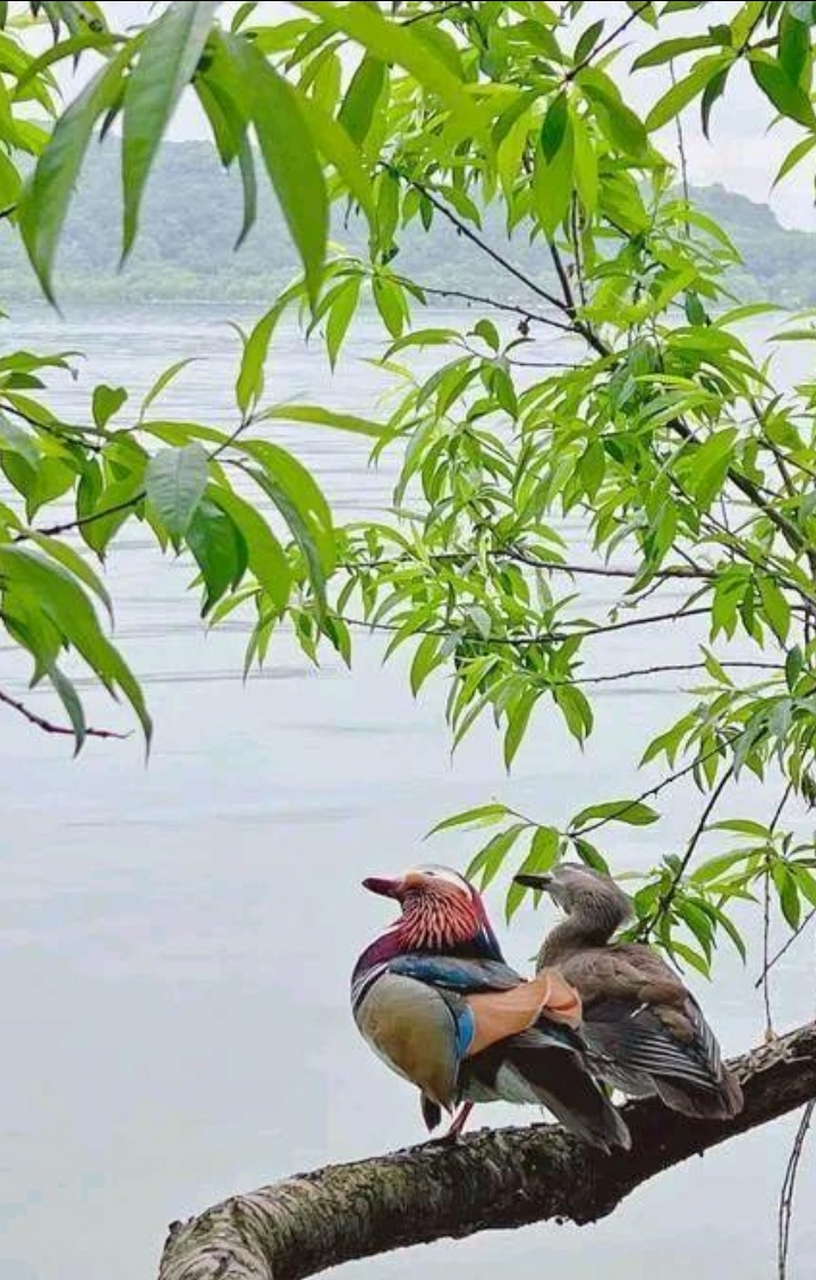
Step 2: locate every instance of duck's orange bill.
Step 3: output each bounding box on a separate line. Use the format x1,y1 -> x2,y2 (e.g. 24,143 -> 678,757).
464,969 -> 583,1058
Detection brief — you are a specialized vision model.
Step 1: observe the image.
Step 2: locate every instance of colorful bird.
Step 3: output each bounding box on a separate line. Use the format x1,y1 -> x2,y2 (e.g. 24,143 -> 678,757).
514,863 -> 744,1120
352,863 -> 631,1150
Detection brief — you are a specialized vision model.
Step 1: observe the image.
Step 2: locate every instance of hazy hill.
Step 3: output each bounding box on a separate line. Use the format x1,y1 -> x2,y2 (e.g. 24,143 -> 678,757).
0,139 -> 812,307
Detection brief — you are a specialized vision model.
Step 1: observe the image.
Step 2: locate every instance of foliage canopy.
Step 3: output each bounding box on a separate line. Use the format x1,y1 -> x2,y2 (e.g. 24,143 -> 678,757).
4,0 -> 816,990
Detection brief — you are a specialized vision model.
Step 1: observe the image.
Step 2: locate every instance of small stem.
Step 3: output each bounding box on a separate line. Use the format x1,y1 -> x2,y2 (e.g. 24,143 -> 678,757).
640,767 -> 735,937
565,1 -> 652,82
0,687 -> 127,740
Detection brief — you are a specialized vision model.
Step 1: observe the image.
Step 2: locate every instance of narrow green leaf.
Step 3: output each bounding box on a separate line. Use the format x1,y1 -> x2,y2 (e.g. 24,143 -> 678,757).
47,662 -> 87,756
540,91 -> 568,162
18,47 -> 131,302
230,36 -> 328,303
427,802 -> 509,836
646,54 -> 733,131
186,496 -> 248,615
337,54 -> 386,144
295,2 -> 487,144
122,2 -> 220,256
296,92 -> 375,223
572,799 -> 660,828
208,484 -> 291,611
750,55 -> 816,127
258,404 -> 385,438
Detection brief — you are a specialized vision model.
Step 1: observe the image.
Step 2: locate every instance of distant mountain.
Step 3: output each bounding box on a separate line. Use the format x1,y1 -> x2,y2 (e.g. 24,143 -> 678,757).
0,139 -> 812,307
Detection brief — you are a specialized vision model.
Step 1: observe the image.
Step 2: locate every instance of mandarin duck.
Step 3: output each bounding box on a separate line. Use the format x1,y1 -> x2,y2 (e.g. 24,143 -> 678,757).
515,863 -> 743,1119
352,863 -> 631,1150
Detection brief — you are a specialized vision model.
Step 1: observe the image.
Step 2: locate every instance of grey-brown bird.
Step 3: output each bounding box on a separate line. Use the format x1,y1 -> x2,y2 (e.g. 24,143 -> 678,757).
514,863 -> 743,1120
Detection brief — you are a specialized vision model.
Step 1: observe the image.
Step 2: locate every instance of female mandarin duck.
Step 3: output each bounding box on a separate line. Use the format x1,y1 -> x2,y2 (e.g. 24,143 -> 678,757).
352,863 -> 631,1150
514,863 -> 743,1119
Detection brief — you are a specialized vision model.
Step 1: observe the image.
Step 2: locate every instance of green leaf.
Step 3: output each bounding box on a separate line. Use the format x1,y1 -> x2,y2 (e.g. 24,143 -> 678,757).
326,276 -> 361,368
47,662 -> 87,756
779,11 -> 811,85
473,318 -> 499,352
234,293 -> 293,414
242,439 -> 335,589
774,134 -> 816,187
145,443 -> 209,542
258,403 -> 384,438
579,69 -> 648,157
505,825 -> 560,922
0,409 -> 38,468
0,545 -> 151,745
785,644 -> 804,690
646,54 -> 733,131
427,802 -> 509,836
572,799 -> 660,828
701,65 -> 730,139
574,19 -> 604,65
208,485 -> 291,612
758,575 -> 791,643
534,115 -> 574,238
467,823 -> 527,891
504,688 -> 537,769
772,862 -> 802,929
571,836 -> 609,872
295,1 -> 487,145
29,532 -> 114,623
410,631 -> 442,696
18,47 -> 131,302
750,55 -> 816,127
337,54 -> 386,144
139,358 -> 196,419
540,91 -> 568,162
185,495 -> 248,615
92,384 -> 127,430
230,35 -> 328,304
122,2 -> 219,256
632,34 -> 719,70
295,92 -> 375,224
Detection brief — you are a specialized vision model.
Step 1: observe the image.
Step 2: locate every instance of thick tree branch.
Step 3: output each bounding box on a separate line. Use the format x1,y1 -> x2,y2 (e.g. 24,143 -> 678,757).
158,1022 -> 816,1280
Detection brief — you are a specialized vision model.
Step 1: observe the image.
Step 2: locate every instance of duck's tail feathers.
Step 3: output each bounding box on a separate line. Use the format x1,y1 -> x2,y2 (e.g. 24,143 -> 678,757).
465,1028 -> 631,1153
655,1066 -> 743,1120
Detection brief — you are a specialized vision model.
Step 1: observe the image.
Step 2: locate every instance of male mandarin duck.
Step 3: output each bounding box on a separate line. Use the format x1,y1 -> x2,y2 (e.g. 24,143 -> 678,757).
351,863 -> 631,1151
514,863 -> 744,1120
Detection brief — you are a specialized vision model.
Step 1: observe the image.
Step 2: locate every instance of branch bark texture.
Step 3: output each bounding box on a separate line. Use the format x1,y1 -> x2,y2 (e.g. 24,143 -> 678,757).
158,1022 -> 816,1280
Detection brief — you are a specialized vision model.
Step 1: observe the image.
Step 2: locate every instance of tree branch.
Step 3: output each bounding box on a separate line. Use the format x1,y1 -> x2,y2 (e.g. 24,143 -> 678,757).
158,1022 -> 816,1280
0,687 -> 127,740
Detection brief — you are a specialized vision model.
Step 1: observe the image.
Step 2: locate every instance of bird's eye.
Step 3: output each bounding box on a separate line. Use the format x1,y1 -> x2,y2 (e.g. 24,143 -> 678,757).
425,871 -> 437,878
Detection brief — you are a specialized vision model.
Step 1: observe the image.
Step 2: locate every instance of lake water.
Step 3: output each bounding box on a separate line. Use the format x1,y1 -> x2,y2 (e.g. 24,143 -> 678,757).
1,303 -> 814,1280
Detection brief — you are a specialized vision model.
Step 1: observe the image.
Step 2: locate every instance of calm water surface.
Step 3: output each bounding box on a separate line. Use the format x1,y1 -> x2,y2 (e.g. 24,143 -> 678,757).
0,304 -> 814,1279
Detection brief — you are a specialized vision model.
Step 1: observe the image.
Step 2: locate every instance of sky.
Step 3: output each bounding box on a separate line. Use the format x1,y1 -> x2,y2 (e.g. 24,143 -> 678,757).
31,0 -> 816,231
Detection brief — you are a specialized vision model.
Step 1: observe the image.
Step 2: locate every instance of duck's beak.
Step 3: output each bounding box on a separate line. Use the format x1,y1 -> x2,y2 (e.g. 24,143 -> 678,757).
514,872 -> 553,891
362,875 -> 402,899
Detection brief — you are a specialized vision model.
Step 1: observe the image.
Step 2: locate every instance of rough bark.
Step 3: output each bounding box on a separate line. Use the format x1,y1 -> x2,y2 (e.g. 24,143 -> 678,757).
158,1021 -> 816,1280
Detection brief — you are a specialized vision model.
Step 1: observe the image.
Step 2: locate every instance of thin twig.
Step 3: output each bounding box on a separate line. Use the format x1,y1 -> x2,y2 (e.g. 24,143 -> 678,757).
762,782 -> 794,1037
411,283 -> 573,334
565,0 -> 653,81
670,62 -> 690,231
0,687 -> 127,740
337,605 -> 710,646
755,905 -> 816,990
403,178 -> 576,324
571,743 -> 735,840
778,1100 -> 815,1280
549,241 -> 577,318
639,767 -> 735,936
575,660 -> 779,686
